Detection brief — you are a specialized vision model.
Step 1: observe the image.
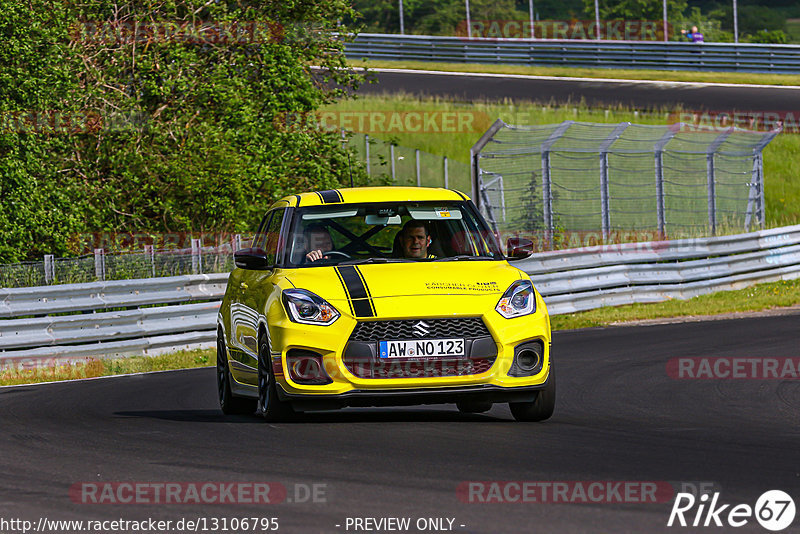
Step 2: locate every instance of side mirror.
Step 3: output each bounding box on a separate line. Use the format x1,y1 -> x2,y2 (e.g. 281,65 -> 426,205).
234,248 -> 272,270
506,238 -> 534,260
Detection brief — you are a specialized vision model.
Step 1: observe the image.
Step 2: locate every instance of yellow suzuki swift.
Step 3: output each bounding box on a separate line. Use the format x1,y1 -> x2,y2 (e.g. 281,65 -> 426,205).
216,187 -> 553,421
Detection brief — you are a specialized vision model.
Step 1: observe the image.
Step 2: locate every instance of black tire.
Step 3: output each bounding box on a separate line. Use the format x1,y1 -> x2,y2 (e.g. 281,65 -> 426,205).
217,331 -> 257,415
456,401 -> 493,414
509,365 -> 556,422
257,332 -> 295,422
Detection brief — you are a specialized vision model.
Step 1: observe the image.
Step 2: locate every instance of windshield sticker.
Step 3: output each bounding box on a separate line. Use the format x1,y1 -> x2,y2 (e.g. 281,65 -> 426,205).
435,208 -> 452,218
425,281 -> 500,292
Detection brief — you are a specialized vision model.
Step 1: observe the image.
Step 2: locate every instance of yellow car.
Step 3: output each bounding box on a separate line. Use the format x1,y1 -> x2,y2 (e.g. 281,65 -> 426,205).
216,187 -> 554,421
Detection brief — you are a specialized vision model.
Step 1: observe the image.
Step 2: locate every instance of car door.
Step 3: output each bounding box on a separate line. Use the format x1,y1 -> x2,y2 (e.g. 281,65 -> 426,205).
229,208 -> 287,386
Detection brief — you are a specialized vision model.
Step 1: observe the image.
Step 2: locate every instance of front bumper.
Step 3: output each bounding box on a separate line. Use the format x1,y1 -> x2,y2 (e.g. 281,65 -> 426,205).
278,369 -> 551,411
269,291 -> 552,399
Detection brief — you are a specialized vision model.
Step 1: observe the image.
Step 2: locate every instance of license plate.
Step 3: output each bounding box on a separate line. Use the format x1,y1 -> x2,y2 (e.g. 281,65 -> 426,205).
378,338 -> 465,358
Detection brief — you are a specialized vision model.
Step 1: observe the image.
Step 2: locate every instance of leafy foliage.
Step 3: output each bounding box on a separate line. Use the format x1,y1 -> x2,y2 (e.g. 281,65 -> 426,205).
0,0 -> 365,262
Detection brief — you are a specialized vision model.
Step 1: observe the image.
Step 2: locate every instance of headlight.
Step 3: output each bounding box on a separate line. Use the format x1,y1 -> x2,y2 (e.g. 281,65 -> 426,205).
282,289 -> 340,325
496,280 -> 536,319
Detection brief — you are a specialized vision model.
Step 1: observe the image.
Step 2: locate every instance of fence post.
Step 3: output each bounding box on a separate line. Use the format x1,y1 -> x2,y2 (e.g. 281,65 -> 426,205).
233,234 -> 242,251
144,245 -> 155,278
654,126 -> 678,238
469,119 -> 507,214
444,156 -> 449,188
746,128 -> 781,230
191,238 -> 202,275
44,254 -> 54,284
415,149 -> 421,186
540,121 -> 575,249
94,248 -> 105,281
599,122 -> 631,241
365,134 -> 370,176
390,144 -> 396,182
706,128 -> 733,236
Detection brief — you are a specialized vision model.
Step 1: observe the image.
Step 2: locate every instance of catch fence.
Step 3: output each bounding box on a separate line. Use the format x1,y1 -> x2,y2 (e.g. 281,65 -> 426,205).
472,119 -> 780,249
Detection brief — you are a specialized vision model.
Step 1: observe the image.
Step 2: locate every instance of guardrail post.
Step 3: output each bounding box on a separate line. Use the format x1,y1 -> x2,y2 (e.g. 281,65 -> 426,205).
444,156 -> 449,188
365,134 -> 370,176
191,238 -> 203,275
94,248 -> 105,281
144,245 -> 155,278
654,126 -> 678,238
706,128 -> 733,236
390,144 -> 396,182
599,122 -> 631,241
415,149 -> 421,186
44,255 -> 55,284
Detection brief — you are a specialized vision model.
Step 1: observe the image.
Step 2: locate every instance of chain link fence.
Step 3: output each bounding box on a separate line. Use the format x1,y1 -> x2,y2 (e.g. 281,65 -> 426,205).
0,240 -> 243,289
346,132 -> 472,193
472,120 -> 780,250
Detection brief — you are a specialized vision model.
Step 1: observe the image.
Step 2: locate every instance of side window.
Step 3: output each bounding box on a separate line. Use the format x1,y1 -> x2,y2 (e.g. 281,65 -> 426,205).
253,212 -> 273,251
262,209 -> 286,265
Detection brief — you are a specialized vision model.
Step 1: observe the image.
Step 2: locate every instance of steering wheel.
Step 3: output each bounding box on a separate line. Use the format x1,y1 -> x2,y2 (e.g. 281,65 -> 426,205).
322,251 -> 351,259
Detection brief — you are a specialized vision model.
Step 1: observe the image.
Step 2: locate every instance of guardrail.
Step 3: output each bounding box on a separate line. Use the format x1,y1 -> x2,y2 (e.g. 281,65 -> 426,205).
0,274 -> 227,366
2,225 -> 800,366
346,34 -> 800,73
521,225 -> 800,314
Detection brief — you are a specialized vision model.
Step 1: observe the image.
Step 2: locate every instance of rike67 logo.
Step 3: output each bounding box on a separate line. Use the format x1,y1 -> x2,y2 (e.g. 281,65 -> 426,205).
668,490 -> 796,531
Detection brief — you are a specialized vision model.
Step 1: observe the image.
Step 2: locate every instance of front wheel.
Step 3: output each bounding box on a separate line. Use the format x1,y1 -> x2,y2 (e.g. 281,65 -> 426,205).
217,331 -> 257,415
509,365 -> 556,422
257,333 -> 295,422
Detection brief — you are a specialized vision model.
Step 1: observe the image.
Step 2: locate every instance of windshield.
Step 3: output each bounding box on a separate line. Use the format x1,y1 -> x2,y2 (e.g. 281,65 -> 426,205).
285,201 -> 504,267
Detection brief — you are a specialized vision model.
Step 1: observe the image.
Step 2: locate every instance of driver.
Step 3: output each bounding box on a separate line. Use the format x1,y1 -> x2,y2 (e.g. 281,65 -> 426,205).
400,220 -> 436,259
304,224 -> 334,262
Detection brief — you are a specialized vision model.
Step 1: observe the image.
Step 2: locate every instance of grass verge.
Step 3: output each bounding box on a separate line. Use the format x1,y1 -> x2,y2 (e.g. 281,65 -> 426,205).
0,348 -> 214,387
550,278 -> 800,330
3,279 -> 800,386
350,59 -> 800,86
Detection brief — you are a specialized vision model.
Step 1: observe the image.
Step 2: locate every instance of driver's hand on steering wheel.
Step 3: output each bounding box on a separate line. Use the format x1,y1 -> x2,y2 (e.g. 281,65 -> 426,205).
306,249 -> 327,262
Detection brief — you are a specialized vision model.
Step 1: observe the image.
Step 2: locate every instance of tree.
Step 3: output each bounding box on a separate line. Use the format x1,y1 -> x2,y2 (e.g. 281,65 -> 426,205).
0,0 -> 366,262
582,0 -> 688,21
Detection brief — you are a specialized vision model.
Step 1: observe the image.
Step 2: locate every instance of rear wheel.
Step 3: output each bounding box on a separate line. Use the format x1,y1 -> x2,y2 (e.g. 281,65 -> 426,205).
509,365 -> 556,422
217,331 -> 256,415
456,401 -> 493,414
257,332 -> 295,422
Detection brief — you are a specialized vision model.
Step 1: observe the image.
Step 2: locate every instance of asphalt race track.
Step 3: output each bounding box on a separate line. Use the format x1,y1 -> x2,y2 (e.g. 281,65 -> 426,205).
356,69 -> 800,112
2,314 -> 799,533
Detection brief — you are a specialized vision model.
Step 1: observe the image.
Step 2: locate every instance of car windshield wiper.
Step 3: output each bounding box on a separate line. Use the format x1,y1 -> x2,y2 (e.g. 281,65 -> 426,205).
434,255 -> 495,262
337,257 -> 413,265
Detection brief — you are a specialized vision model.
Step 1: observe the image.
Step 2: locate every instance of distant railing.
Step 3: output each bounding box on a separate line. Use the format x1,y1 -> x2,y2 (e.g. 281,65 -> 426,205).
345,34 -> 800,74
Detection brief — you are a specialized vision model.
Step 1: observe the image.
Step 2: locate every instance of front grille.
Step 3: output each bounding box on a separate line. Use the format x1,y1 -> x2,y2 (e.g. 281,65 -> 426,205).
349,318 -> 490,342
344,356 -> 495,379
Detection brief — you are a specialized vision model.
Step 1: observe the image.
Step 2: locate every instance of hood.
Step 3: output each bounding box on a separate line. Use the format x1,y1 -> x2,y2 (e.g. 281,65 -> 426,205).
285,261 -> 525,319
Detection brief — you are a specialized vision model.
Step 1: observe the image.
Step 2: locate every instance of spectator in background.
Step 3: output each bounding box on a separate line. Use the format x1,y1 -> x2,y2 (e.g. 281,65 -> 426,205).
681,26 -> 704,43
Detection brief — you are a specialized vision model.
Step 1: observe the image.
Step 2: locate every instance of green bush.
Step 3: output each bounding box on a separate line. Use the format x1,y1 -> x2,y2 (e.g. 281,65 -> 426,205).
0,0 -> 366,263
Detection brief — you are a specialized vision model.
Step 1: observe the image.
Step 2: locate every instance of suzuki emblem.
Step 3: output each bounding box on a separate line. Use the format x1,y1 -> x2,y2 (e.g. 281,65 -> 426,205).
412,321 -> 430,338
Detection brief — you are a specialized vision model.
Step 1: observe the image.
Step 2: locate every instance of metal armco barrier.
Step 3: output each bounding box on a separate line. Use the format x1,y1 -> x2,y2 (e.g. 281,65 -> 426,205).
345,34 -> 800,74
2,226 -> 800,365
0,274 -> 227,366
521,225 -> 800,314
